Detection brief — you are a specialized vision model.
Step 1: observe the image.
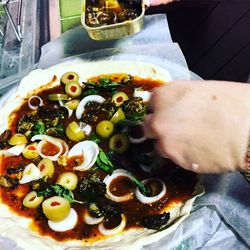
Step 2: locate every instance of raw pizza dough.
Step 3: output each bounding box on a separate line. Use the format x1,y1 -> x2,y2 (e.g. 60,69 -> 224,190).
0,60 -> 203,250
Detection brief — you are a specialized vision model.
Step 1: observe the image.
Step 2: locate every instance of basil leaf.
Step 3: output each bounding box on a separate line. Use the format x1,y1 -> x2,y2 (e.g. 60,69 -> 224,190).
37,184 -> 84,204
99,77 -> 111,85
96,148 -> 114,173
89,132 -> 101,144
129,174 -> 150,196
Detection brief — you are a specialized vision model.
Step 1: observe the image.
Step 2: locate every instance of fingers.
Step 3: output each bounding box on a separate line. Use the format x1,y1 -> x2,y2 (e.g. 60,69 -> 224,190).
143,114 -> 157,139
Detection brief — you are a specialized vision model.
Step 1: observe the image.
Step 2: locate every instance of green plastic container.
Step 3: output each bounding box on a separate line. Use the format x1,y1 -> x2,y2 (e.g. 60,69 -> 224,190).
59,0 -> 81,32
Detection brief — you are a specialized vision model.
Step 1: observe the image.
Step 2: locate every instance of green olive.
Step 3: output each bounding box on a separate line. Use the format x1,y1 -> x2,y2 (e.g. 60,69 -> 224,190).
56,172 -> 78,190
42,196 -> 70,222
61,71 -> 79,85
109,133 -> 129,154
96,120 -> 114,139
112,92 -> 129,107
8,133 -> 27,146
38,158 -> 55,179
65,99 -> 80,110
65,82 -> 82,97
22,143 -> 39,159
66,121 -> 85,142
48,94 -> 69,101
110,108 -> 125,124
23,191 -> 44,208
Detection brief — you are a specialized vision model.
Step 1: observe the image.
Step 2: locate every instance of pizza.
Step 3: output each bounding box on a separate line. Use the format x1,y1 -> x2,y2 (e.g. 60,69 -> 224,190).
0,60 -> 203,250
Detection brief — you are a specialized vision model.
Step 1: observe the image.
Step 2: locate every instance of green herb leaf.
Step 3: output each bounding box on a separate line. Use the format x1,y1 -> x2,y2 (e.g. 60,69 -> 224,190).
129,174 -> 150,196
96,148 -> 114,173
33,121 -> 45,135
37,184 -> 85,204
89,132 -> 101,144
82,89 -> 99,97
99,77 -> 111,85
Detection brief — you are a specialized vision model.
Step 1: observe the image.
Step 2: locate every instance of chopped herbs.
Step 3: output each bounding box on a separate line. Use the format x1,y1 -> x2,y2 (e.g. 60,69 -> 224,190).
78,172 -> 106,201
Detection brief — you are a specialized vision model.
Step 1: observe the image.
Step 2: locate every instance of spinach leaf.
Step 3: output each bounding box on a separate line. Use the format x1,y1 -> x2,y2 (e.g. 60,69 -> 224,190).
37,184 -> 85,204
96,148 -> 114,173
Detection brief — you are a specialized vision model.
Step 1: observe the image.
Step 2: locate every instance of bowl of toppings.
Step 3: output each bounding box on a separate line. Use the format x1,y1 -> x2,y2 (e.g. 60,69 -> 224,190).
0,60 -> 203,250
81,0 -> 145,40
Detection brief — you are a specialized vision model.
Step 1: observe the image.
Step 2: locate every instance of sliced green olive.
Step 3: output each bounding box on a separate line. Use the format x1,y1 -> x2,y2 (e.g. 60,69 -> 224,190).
22,143 -> 39,159
8,133 -> 27,146
110,108 -> 125,124
38,158 -> 55,179
42,196 -> 70,222
65,99 -> 80,110
66,121 -> 85,142
61,71 -> 79,85
65,82 -> 82,97
48,94 -> 69,101
56,172 -> 78,190
109,133 -> 129,154
112,92 -> 129,107
23,191 -> 44,208
96,120 -> 114,139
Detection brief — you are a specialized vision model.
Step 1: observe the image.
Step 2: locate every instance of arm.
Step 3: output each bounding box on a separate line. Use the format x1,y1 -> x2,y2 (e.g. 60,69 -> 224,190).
144,80 -> 250,174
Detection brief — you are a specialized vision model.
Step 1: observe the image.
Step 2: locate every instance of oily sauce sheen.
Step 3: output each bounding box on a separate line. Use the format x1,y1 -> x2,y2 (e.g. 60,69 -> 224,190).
0,74 -> 197,242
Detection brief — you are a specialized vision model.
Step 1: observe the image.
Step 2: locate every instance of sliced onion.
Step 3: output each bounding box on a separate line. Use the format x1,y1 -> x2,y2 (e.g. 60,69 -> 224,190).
68,140 -> 99,171
48,208 -> 78,232
28,96 -> 43,110
133,88 -> 151,102
79,122 -> 92,136
0,144 -> 26,157
31,135 -> 63,161
103,169 -> 134,202
76,95 -> 106,119
135,178 -> 166,204
58,139 -> 69,156
124,122 -> 146,144
19,163 -> 41,184
83,210 -> 104,225
59,100 -> 73,118
139,163 -> 154,173
98,214 -> 126,235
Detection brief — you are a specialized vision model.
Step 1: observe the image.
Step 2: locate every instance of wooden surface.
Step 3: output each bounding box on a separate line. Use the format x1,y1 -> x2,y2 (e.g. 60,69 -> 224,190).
147,0 -> 250,82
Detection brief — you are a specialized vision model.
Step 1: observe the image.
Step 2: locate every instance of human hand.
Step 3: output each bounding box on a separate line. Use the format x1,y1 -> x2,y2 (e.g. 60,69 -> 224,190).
144,80 -> 250,173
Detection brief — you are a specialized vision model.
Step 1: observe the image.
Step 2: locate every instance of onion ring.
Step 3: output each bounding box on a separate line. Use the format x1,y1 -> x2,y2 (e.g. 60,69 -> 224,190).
75,95 -> 105,120
28,96 -> 43,110
82,210 -> 104,225
135,178 -> 166,204
103,169 -> 134,202
98,214 -> 126,235
48,208 -> 78,232
68,141 -> 99,171
31,135 -> 63,161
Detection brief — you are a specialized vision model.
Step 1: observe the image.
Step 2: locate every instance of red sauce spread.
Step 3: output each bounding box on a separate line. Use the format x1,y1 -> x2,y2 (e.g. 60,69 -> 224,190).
0,73 -> 197,243
110,176 -> 135,196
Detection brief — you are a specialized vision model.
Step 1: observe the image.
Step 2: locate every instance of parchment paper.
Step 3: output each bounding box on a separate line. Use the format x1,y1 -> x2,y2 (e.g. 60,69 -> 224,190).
1,14 -> 249,250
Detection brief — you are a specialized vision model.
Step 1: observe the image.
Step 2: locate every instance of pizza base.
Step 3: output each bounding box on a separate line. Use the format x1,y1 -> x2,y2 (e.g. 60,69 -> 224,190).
0,60 -> 204,250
